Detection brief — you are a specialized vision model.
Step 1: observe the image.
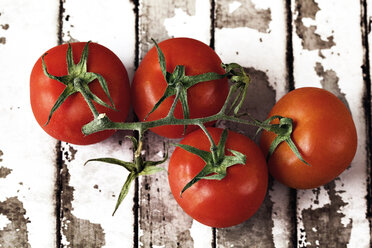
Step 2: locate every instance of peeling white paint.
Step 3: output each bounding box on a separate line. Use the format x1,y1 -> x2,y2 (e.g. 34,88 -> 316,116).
307,0 -> 336,45
297,187 -> 331,210
61,232 -> 70,247
66,137 -> 135,247
163,0 -> 210,45
228,1 -> 241,14
60,0 -> 137,247
62,0 -> 136,81
297,220 -> 311,247
215,0 -> 288,100
0,214 -> 10,231
301,17 -> 317,28
138,228 -> 144,247
251,0 -> 272,10
269,181 -> 291,248
293,0 -> 370,247
0,1 -> 59,247
189,220 -> 213,248
215,1 -> 291,247
156,150 -> 164,158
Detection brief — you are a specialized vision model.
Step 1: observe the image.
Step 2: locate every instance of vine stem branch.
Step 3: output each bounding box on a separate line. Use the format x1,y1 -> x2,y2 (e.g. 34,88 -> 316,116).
82,108 -> 275,136
82,82 -> 268,135
198,123 -> 219,165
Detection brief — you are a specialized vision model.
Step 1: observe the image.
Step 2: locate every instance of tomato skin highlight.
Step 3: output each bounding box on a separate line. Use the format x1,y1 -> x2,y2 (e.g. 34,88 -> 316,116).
30,42 -> 131,145
131,38 -> 228,139
168,127 -> 268,228
260,87 -> 357,189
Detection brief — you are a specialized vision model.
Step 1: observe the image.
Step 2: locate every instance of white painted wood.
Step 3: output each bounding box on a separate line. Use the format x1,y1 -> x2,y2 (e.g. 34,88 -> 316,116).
215,0 -> 289,100
60,0 -> 136,247
214,0 -> 291,247
61,0 -> 136,81
61,135 -> 135,248
189,220 -> 215,248
163,0 -> 211,44
292,0 -> 370,247
0,0 -> 59,247
269,182 -> 293,248
137,0 -> 214,246
0,0 -> 370,246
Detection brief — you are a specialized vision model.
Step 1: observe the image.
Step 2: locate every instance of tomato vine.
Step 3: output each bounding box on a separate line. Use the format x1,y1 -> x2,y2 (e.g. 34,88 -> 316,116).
42,40 -> 309,214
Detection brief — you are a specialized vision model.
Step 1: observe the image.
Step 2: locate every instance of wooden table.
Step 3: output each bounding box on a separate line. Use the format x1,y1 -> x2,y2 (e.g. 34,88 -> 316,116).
0,0 -> 370,247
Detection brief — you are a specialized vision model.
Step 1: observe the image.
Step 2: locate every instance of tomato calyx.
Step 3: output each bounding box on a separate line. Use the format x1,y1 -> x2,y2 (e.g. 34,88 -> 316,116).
258,116 -> 310,166
84,135 -> 167,215
145,39 -> 228,133
176,129 -> 246,196
42,41 -> 116,125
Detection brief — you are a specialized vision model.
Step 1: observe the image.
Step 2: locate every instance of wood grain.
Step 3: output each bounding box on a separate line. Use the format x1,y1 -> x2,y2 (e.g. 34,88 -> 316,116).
58,0 -> 137,247
365,0 -> 372,240
0,0 -> 371,247
292,0 -> 370,247
0,1 -> 59,247
214,1 -> 292,247
137,1 -> 214,247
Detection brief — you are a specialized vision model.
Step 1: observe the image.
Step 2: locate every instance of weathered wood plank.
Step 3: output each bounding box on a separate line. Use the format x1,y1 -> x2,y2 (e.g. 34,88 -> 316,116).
292,0 -> 370,247
138,1 -> 214,247
364,0 -> 372,240
59,0 -> 137,247
0,1 -> 60,247
138,0 -> 211,60
59,136 -> 136,248
214,0 -> 292,247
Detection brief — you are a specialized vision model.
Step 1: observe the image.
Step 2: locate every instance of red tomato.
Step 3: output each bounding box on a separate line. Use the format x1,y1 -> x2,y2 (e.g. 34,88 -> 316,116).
168,127 -> 268,228
131,38 -> 228,139
260,87 -> 357,189
30,42 -> 131,145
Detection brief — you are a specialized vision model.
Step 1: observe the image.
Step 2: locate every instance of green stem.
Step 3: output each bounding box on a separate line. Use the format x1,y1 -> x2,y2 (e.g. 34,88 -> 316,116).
217,84 -> 237,115
82,109 -> 275,136
197,122 -> 219,165
134,139 -> 144,172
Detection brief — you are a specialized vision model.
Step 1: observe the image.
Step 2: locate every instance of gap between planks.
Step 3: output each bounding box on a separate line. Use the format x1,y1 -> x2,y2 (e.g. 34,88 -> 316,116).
360,0 -> 372,233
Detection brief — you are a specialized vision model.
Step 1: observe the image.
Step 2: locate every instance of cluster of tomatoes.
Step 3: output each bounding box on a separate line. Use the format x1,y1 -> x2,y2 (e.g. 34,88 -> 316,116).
30,38 -> 357,228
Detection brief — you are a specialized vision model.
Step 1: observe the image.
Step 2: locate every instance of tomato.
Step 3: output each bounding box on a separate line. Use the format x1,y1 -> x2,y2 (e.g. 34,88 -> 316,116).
168,127 -> 268,228
131,38 -> 228,139
30,42 -> 131,145
260,87 -> 357,189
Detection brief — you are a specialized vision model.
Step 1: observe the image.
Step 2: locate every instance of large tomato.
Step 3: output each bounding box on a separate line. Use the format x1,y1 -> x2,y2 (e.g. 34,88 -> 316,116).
30,42 -> 131,145
168,127 -> 268,228
131,38 -> 228,139
260,87 -> 357,189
